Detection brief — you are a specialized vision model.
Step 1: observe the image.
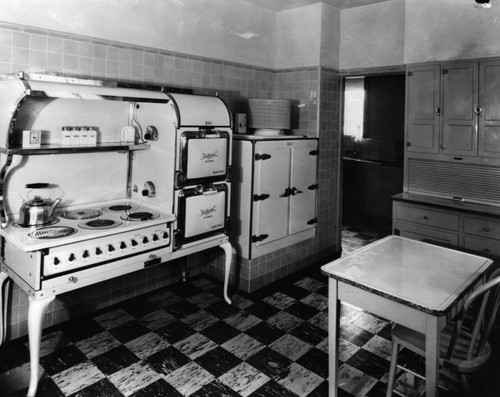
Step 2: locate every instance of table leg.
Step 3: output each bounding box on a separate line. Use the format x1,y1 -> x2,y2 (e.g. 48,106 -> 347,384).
425,314 -> 440,397
0,271 -> 11,345
328,278 -> 340,397
220,242 -> 232,305
27,295 -> 55,397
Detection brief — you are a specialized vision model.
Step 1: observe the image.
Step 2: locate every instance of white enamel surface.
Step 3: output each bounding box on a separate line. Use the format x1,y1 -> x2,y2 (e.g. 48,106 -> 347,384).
0,199 -> 175,251
167,93 -> 231,127
322,235 -> 492,312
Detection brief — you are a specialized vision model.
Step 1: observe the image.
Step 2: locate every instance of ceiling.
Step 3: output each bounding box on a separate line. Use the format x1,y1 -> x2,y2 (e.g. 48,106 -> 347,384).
243,0 -> 390,11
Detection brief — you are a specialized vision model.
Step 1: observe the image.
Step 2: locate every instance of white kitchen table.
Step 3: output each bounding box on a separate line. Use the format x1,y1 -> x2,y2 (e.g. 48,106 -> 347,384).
321,235 -> 493,397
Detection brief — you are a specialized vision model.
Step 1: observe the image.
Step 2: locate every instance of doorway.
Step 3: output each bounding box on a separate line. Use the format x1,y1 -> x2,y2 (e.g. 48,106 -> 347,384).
341,73 -> 405,235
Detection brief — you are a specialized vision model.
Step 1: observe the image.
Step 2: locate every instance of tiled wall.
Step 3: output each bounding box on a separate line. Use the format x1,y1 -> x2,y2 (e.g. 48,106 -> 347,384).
0,22 -> 341,339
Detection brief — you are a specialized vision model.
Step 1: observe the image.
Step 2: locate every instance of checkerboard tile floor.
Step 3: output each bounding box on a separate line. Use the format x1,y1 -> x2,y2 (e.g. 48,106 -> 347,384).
0,226 -> 497,396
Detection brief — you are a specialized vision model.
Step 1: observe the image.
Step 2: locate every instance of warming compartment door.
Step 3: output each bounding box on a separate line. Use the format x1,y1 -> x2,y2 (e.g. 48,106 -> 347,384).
177,130 -> 229,187
175,183 -> 228,249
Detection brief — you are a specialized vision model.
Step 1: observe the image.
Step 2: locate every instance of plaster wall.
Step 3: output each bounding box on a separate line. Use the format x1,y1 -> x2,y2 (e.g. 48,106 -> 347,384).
0,0 -> 276,69
320,3 -> 341,69
275,4 -> 322,69
404,0 -> 500,64
339,0 -> 405,70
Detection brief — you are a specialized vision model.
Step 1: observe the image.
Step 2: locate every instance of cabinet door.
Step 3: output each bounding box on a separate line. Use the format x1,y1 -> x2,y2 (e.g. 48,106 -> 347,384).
442,62 -> 478,156
289,145 -> 317,235
252,146 -> 290,246
479,59 -> 500,158
406,64 -> 441,154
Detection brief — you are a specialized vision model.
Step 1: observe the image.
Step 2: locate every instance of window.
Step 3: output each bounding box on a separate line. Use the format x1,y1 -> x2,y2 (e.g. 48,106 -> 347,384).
343,77 -> 365,141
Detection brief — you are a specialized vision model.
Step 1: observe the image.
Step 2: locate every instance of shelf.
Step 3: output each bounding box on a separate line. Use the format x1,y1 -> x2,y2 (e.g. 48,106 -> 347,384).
0,142 -> 150,155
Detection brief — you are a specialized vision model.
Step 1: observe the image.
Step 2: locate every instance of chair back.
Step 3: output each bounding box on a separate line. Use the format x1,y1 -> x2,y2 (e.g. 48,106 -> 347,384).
446,269 -> 500,361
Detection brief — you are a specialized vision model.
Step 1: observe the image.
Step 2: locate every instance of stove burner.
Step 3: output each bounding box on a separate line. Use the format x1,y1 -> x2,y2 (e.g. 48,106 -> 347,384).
121,211 -> 159,221
62,209 -> 103,220
107,204 -> 134,212
79,219 -> 122,230
29,226 -> 77,239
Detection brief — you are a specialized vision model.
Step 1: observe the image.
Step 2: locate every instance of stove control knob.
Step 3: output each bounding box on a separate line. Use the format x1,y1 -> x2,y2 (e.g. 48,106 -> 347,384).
68,253 -> 76,262
54,257 -> 60,265
152,234 -> 159,241
162,232 -> 169,240
120,242 -> 127,249
142,236 -> 149,244
82,250 -> 90,259
95,247 -> 102,256
108,244 -> 115,252
131,239 -> 138,247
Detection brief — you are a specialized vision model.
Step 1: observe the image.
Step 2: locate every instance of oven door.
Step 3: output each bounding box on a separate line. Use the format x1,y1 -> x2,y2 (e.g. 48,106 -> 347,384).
176,129 -> 229,188
174,183 -> 229,249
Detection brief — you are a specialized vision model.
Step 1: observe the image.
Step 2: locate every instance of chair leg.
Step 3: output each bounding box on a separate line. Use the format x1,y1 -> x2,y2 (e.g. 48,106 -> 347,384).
386,341 -> 400,397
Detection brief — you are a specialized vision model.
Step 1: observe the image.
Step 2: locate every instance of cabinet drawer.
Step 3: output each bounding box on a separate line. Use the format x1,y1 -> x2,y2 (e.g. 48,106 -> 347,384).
395,221 -> 459,248
464,236 -> 500,257
463,216 -> 500,238
395,204 -> 459,231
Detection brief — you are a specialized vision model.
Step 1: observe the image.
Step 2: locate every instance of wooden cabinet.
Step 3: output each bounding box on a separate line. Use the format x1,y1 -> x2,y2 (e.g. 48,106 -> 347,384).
406,59 -> 500,160
231,137 -> 318,259
478,59 -> 500,158
441,61 -> 478,157
393,194 -> 500,258
406,64 -> 441,154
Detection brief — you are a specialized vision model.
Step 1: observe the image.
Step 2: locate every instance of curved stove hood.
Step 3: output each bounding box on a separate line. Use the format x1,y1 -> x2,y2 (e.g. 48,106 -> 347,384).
166,93 -> 231,128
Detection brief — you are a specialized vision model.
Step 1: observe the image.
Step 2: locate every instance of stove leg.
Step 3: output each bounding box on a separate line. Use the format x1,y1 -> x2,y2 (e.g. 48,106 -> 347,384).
27,295 -> 55,397
220,242 -> 232,305
0,271 -> 11,345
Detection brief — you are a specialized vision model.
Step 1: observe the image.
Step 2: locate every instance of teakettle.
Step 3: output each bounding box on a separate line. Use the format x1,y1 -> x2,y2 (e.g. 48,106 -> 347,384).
18,183 -> 62,227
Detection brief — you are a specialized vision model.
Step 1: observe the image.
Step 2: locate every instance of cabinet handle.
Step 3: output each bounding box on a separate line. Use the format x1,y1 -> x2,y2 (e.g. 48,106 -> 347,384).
483,227 -> 490,232
475,107 -> 483,116
281,188 -> 294,197
291,187 -> 303,195
435,107 -> 441,116
422,215 -> 429,220
68,276 -> 78,283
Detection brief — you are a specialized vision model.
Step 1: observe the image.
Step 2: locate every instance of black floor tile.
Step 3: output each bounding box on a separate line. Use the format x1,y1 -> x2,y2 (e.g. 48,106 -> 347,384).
284,301 -> 320,320
346,349 -> 390,380
91,345 -> 139,375
59,318 -> 105,343
164,300 -> 200,318
296,347 -> 329,378
200,321 -> 241,345
289,322 -> 327,345
248,380 -> 297,397
245,301 -> 281,320
246,347 -> 292,378
191,380 -> 241,397
146,346 -> 190,376
39,345 -> 88,376
109,320 -> 150,343
156,319 -> 196,343
244,322 -> 286,345
195,347 -> 241,377
130,378 -> 183,397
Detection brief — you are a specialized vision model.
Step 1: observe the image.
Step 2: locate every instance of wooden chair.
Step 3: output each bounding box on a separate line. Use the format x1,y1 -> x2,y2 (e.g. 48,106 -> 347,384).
386,270 -> 500,397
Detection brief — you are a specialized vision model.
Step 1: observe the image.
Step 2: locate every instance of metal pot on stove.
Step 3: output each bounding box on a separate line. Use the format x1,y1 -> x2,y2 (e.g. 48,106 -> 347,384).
18,183 -> 62,227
